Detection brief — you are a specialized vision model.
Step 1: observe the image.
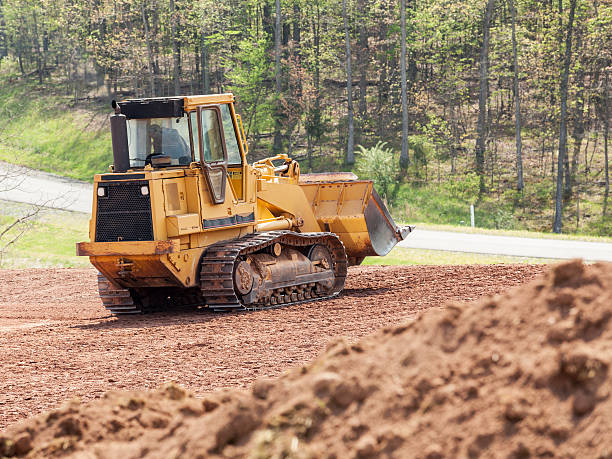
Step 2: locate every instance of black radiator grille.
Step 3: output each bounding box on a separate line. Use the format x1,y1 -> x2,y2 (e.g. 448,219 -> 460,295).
95,180 -> 154,242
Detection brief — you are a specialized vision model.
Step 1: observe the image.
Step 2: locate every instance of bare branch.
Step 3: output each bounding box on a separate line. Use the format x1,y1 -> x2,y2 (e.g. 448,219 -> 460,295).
0,206 -> 41,239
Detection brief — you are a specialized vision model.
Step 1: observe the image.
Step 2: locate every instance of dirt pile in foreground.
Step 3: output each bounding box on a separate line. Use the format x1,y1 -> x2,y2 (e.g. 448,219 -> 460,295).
2,260 -> 611,458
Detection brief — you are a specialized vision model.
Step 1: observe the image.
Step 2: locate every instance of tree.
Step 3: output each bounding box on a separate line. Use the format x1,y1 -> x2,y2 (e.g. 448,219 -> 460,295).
475,0 -> 495,192
357,0 -> 368,118
356,141 -> 396,202
509,0 -> 523,191
603,72 -> 610,217
553,0 -> 577,234
343,0 -> 355,165
0,0 -> 610,236
141,1 -> 155,97
399,0 -> 409,169
0,0 -> 6,60
170,0 -> 180,96
273,0 -> 283,154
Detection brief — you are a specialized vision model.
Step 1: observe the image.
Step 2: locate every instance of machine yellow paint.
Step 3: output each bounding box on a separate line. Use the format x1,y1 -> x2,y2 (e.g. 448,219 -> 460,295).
77,93 -> 411,311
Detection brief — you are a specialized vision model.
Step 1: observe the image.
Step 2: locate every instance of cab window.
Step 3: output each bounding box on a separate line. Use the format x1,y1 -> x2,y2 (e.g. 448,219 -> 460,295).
126,115 -> 192,166
220,104 -> 242,165
201,109 -> 225,163
189,111 -> 200,161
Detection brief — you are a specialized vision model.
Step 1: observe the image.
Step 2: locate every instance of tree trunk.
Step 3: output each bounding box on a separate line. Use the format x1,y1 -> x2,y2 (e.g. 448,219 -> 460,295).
399,0 -> 409,169
604,73 -> 610,217
273,0 -> 283,154
475,0 -> 495,192
357,0 -> 367,117
263,4 -> 273,40
141,1 -> 155,97
170,0 -> 180,96
553,0 -> 577,234
313,3 -> 322,146
568,49 -> 584,198
376,8 -> 389,139
32,10 -> 43,84
293,5 -> 301,47
342,0 -> 355,165
200,34 -> 210,94
0,0 -> 6,60
509,0 -> 523,191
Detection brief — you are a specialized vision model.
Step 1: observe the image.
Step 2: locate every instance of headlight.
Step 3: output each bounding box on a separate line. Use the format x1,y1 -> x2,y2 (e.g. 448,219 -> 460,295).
141,185 -> 149,196
97,186 -> 106,197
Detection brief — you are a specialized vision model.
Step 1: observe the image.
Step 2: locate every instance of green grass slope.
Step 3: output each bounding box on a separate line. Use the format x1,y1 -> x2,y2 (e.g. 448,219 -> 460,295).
0,82 -> 112,181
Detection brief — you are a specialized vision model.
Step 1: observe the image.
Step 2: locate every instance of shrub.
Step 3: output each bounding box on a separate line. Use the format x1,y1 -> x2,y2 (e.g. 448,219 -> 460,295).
355,141 -> 398,203
442,172 -> 480,205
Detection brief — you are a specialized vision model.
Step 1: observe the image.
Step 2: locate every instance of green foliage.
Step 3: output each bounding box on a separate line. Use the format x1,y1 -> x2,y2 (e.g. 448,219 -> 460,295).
395,183 -> 474,226
0,83 -> 111,181
0,0 -> 609,237
490,205 -> 518,230
406,135 -> 431,170
226,37 -> 274,138
355,142 -> 398,202
442,172 -> 480,205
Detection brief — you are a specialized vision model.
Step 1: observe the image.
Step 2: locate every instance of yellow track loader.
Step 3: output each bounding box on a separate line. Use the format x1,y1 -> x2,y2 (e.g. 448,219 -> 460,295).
76,94 -> 412,314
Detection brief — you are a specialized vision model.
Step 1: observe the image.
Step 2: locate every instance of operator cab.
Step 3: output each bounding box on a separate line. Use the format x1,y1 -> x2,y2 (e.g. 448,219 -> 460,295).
111,95 -> 249,204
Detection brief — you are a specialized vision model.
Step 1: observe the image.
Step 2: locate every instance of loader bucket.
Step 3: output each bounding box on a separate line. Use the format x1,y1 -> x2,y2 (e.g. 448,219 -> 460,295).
299,174 -> 413,264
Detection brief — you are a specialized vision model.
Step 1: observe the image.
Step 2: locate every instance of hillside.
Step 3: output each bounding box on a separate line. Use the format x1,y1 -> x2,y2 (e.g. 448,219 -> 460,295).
1,79 -> 609,236
0,83 -> 110,182
0,0 -> 610,236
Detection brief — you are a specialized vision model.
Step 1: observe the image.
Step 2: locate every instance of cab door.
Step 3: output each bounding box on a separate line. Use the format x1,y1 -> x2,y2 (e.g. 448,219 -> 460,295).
220,103 -> 247,201
194,106 -> 227,204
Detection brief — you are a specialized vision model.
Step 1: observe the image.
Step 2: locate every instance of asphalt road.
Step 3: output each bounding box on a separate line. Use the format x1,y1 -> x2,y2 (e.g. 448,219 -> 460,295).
399,228 -> 612,262
1,160 -> 611,261
0,161 -> 92,214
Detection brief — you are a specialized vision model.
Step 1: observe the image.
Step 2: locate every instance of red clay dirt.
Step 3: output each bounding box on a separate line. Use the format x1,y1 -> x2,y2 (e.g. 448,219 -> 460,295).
3,261 -> 612,458
0,264 -> 543,434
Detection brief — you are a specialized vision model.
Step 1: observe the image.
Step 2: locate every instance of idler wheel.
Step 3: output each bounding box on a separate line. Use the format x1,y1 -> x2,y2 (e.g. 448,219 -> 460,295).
309,244 -> 332,270
234,260 -> 254,295
308,244 -> 334,292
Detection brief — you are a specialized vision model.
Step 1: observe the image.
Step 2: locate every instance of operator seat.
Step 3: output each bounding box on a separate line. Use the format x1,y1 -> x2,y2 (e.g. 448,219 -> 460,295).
162,128 -> 191,164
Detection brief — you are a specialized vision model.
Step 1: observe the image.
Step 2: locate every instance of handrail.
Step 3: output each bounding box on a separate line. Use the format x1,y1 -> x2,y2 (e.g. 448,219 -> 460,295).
236,114 -> 248,155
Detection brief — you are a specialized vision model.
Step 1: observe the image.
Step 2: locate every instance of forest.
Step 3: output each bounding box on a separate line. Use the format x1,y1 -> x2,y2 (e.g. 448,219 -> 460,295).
0,0 -> 610,235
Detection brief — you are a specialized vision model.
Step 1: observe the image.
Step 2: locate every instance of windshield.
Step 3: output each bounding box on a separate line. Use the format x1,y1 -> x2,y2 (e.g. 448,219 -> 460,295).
126,116 -> 192,167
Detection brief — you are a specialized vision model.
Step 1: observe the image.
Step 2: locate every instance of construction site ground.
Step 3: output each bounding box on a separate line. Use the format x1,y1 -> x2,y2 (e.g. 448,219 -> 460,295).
0,264 -> 544,431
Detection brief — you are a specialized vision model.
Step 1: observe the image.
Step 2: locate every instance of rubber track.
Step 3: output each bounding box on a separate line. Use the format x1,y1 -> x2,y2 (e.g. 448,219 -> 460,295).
200,231 -> 348,311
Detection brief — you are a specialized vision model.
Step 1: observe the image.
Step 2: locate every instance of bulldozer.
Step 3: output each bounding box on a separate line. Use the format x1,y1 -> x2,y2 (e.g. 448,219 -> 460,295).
76,94 -> 412,314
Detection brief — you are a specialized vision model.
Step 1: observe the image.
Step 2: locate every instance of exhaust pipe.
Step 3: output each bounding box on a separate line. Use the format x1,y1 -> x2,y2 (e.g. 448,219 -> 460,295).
110,100 -> 130,173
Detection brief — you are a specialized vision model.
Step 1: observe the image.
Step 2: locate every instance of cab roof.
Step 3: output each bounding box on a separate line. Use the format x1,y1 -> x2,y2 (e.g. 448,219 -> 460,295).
119,94 -> 235,119
183,93 -> 235,110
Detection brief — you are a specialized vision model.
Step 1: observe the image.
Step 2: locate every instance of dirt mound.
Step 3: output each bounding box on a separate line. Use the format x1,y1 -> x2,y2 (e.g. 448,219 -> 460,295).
2,260 -> 611,458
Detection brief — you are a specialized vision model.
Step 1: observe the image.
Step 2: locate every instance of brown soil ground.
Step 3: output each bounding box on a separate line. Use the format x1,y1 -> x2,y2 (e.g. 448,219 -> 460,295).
0,264 -> 543,434
2,261 -> 611,459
